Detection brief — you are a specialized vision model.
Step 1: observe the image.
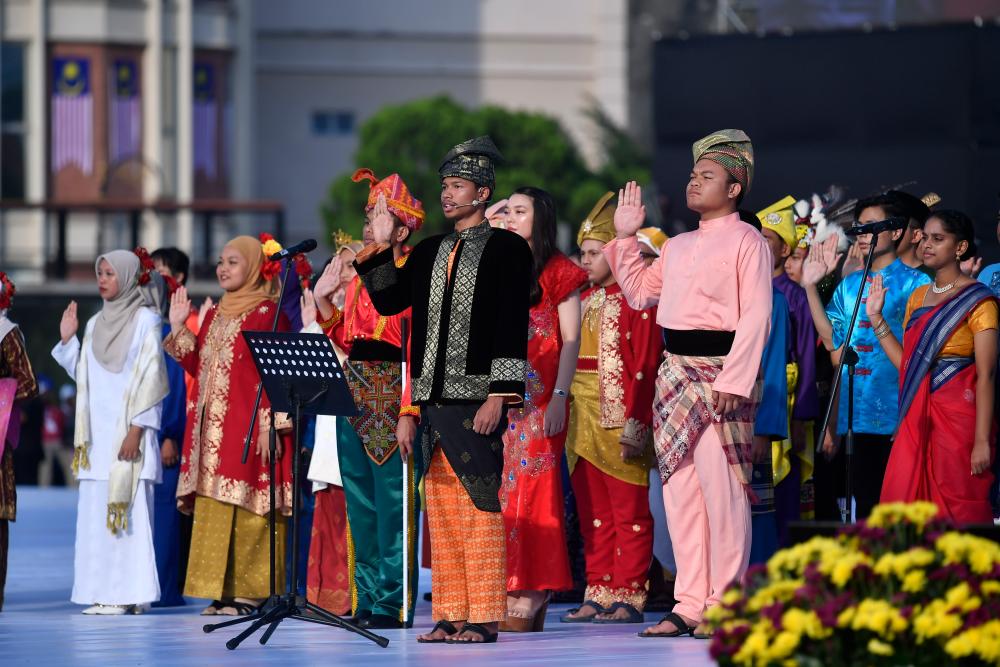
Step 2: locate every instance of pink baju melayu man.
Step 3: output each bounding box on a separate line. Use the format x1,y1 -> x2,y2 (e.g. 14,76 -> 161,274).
602,130 -> 772,639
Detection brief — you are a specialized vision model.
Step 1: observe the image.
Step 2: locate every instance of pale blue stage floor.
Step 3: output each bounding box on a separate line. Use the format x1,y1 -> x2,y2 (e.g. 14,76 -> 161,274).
3,488 -> 714,666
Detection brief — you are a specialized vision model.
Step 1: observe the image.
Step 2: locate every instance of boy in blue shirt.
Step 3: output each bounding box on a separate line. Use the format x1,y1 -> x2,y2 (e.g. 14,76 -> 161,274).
801,192 -> 930,519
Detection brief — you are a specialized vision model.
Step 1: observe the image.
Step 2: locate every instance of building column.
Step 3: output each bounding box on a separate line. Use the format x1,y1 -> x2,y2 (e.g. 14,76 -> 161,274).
26,0 -> 46,203
176,0 -> 193,253
593,0 -> 629,132
142,0 -> 164,249
232,0 -> 254,203
23,0 -> 48,275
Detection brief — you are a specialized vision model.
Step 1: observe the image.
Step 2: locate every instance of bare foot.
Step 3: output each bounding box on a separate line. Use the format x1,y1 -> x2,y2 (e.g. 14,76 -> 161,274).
417,620 -> 464,642
507,590 -> 548,618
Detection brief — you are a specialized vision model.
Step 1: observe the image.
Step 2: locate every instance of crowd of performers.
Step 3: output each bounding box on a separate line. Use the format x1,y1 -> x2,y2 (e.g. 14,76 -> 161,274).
0,128 -> 998,646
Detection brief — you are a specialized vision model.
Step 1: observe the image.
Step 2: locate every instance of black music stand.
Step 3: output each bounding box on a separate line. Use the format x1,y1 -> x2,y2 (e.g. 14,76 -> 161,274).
203,331 -> 389,649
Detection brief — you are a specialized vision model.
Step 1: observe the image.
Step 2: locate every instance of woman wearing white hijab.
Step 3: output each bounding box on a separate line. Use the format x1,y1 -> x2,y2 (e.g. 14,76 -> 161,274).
52,250 -> 168,614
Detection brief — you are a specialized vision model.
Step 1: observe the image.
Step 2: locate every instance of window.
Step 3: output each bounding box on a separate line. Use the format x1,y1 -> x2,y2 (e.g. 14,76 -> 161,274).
1,43 -> 26,199
311,110 -> 354,136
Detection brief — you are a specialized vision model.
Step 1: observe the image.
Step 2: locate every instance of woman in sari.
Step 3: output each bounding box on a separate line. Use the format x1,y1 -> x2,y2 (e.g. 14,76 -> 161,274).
867,210 -> 997,524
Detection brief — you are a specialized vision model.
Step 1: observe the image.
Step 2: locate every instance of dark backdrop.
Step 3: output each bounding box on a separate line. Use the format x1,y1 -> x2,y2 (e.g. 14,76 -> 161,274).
652,23 -> 1000,260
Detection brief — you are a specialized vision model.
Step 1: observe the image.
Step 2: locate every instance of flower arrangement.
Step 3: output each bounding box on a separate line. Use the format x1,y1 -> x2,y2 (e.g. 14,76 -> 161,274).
134,247 -> 156,286
0,271 -> 15,310
293,253 -> 313,290
258,233 -> 284,281
707,502 -> 1000,666
259,233 -> 313,288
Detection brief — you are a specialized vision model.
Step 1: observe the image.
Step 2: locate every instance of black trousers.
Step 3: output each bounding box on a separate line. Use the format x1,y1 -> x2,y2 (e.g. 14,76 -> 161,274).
848,433 -> 894,520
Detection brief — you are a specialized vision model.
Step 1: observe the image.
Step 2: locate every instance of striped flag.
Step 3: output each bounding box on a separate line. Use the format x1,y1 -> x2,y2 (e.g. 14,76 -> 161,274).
193,62 -> 217,179
109,59 -> 141,164
51,57 -> 94,174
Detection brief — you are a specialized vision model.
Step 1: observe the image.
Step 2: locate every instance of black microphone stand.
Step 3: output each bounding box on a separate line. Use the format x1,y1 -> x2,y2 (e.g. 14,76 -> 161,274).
817,232 -> 881,524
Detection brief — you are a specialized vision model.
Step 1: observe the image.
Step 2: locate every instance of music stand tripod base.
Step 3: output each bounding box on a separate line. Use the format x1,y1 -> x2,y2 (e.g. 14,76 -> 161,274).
203,331 -> 387,649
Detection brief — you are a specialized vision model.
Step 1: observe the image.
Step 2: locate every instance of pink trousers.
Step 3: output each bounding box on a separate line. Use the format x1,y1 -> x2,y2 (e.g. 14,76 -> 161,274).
662,423 -> 751,623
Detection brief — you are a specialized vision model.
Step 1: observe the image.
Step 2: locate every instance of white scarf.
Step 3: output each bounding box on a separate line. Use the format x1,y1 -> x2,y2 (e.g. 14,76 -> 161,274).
73,320 -> 168,534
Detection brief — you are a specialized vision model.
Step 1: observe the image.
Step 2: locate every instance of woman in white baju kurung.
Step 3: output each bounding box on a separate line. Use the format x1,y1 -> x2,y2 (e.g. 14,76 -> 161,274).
52,251 -> 168,614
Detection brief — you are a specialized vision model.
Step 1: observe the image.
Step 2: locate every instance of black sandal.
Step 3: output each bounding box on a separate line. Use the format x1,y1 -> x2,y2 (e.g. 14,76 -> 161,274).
416,620 -> 459,644
559,599 -> 607,623
445,623 -> 498,644
593,602 -> 644,624
638,612 -> 695,638
216,600 -> 259,616
200,600 -> 227,616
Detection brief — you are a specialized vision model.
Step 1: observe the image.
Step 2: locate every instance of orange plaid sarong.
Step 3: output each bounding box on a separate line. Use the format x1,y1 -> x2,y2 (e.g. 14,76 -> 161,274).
425,448 -> 506,624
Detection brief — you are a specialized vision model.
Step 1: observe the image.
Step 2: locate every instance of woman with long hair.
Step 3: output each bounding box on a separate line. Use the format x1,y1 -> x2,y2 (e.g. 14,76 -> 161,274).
53,251 -> 168,614
867,210 -> 998,523
498,186 -> 588,631
165,236 -> 293,615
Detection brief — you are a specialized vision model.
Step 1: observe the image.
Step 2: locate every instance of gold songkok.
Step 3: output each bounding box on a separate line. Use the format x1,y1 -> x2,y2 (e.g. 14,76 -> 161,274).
577,191 -> 617,246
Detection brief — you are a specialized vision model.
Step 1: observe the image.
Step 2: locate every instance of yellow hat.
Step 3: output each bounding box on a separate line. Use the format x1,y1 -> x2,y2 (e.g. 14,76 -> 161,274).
636,227 -> 668,256
757,195 -> 797,250
577,191 -> 617,246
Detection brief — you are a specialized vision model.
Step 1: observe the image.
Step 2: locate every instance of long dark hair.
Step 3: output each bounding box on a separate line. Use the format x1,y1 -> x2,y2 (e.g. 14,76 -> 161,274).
511,186 -> 557,306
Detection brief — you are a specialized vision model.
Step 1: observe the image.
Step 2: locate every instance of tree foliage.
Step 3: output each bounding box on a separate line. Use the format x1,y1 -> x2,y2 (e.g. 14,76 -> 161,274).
320,95 -> 650,246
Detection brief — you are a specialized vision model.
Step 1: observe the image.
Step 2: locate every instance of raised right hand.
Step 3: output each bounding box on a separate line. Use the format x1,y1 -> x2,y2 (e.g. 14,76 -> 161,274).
197,296 -> 213,329
300,288 -> 318,328
313,257 -> 342,302
865,274 -> 888,322
369,192 -> 395,245
169,287 -> 191,332
802,241 -> 834,287
841,241 -> 864,278
613,181 -> 646,239
60,301 -> 79,344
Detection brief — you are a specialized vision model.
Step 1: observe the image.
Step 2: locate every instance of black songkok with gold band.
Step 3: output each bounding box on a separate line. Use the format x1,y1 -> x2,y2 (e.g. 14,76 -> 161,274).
438,135 -> 504,192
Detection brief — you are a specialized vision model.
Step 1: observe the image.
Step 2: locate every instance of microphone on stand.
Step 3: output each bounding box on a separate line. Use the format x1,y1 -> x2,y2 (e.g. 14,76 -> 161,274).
269,239 -> 318,261
844,217 -> 907,236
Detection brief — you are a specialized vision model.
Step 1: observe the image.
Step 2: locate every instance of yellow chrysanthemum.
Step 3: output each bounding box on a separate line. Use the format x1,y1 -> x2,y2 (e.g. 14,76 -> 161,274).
902,569 -> 927,594
829,552 -> 872,589
261,239 -> 283,257
945,621 -> 1000,662
868,638 -> 895,656
746,580 -> 804,613
866,501 -> 939,530
981,580 -> 1000,597
913,600 -> 963,642
849,599 -> 907,638
782,608 -> 831,639
936,532 -> 1000,574
732,629 -> 770,666
765,631 -> 800,662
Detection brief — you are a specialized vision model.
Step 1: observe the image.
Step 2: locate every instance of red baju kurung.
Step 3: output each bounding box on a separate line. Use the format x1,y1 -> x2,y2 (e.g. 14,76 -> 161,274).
166,300 -> 293,516
501,252 -> 587,592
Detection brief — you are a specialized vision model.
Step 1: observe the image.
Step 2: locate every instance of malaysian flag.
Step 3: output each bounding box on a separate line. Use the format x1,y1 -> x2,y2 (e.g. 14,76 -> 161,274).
193,62 -> 217,179
109,59 -> 141,164
52,57 -> 93,174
